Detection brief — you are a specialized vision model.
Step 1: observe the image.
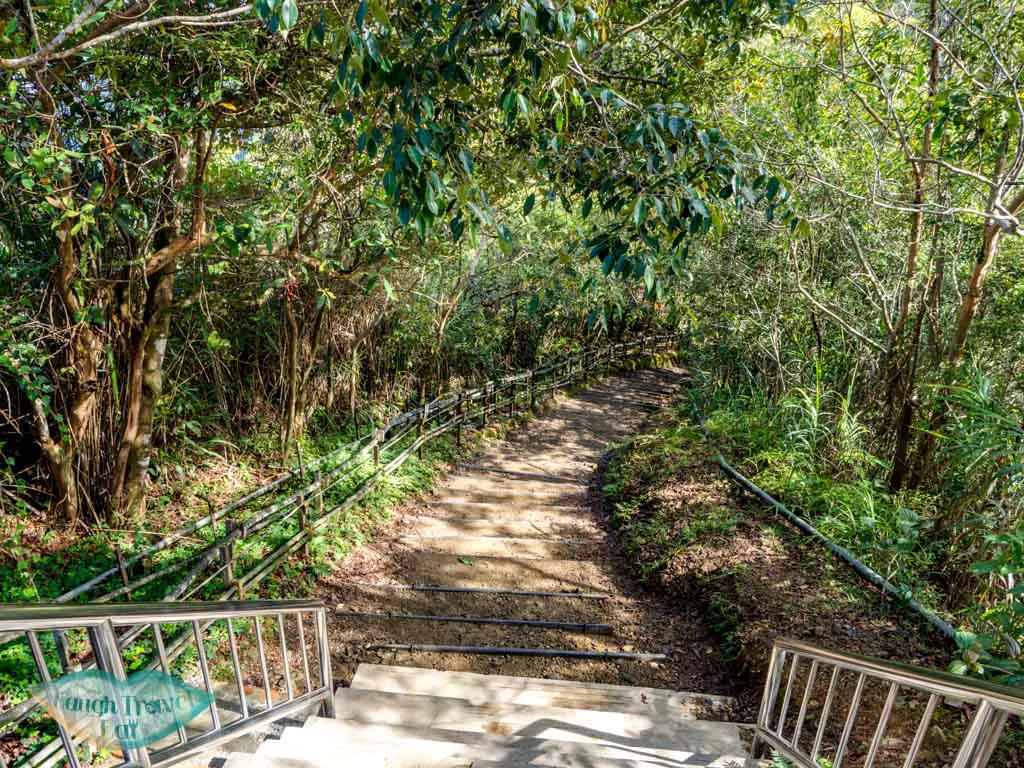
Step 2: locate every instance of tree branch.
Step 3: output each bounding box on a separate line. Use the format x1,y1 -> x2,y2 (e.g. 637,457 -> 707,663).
1,3 -> 254,71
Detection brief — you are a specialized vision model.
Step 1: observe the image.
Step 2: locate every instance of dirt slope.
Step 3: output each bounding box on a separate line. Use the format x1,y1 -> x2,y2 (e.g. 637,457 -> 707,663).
316,367 -> 739,713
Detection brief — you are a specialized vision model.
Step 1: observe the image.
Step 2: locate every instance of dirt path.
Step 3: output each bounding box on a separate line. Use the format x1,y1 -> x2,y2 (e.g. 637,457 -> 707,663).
316,368 -> 737,710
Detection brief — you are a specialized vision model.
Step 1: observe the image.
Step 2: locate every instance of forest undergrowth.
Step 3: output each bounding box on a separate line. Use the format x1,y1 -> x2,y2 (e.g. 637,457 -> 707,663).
602,390 -> 1024,762
604,378 -> 1023,688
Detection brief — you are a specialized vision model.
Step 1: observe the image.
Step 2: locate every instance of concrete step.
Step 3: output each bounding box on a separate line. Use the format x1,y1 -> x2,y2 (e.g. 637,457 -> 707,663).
331,688 -> 746,757
455,464 -> 587,485
393,534 -> 601,560
417,499 -> 588,520
436,478 -> 589,504
458,455 -> 601,479
390,551 -> 616,593
224,749 -> 378,768
405,515 -> 602,539
275,719 -> 745,767
252,739 -> 472,767
467,756 -> 743,767
336,610 -> 613,635
332,583 -> 613,619
350,664 -> 736,718
331,615 -> 641,651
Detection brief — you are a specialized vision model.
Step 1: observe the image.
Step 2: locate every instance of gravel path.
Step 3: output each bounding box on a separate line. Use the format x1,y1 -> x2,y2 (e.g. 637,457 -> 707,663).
317,368 -> 736,709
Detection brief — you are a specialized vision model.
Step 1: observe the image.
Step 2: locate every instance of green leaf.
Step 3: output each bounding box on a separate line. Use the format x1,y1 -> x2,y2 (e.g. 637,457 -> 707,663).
458,148 -> 474,175
382,276 -> 396,301
558,4 -> 576,35
710,205 -> 722,236
280,0 -> 298,29
581,198 -> 592,218
517,93 -> 530,119
631,197 -> 647,227
523,194 -> 535,215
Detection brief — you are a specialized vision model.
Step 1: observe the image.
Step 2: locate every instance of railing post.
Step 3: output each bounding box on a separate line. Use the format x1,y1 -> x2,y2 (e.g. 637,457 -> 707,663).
455,392 -> 464,448
221,528 -> 234,591
373,428 -> 382,469
114,545 -> 131,599
972,710 -> 1009,768
417,402 -> 427,459
315,470 -> 324,517
508,379 -> 516,418
953,700 -> 996,768
749,645 -> 785,765
89,621 -> 152,767
316,607 -> 335,717
27,630 -> 82,768
295,441 -> 306,483
298,489 -> 309,558
529,370 -> 536,410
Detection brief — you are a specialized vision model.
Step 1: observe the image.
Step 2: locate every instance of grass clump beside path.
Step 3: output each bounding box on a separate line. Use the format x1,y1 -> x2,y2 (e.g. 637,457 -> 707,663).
601,400 -> 952,715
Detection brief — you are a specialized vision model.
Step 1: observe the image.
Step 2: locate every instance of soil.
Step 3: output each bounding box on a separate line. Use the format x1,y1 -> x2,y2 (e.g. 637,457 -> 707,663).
599,398 -> 1024,767
313,367 -> 1021,765
316,367 -> 739,716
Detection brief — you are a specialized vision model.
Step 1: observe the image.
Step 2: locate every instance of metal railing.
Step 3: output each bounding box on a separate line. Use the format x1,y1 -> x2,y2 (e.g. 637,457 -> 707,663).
748,639 -> 1024,768
0,333 -> 681,625
0,600 -> 333,768
0,335 -> 680,768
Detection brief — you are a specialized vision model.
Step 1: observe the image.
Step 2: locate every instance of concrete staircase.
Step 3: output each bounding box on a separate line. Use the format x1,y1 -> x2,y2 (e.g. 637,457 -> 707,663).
219,372 -> 752,766
223,664 -> 749,767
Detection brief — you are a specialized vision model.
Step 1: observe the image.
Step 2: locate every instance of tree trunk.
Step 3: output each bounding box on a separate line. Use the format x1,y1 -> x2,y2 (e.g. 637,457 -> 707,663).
349,342 -> 359,434
280,295 -> 301,459
32,399 -> 80,528
109,133 -> 199,520
882,0 -> 940,489
122,264 -> 176,521
949,221 -> 1001,364
911,215 -> 1007,487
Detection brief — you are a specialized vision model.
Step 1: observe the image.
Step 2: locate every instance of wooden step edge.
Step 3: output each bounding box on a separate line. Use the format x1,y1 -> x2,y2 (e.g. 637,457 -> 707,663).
343,582 -> 612,599
335,610 -> 614,634
455,464 -> 586,484
397,534 -> 600,543
364,643 -> 667,661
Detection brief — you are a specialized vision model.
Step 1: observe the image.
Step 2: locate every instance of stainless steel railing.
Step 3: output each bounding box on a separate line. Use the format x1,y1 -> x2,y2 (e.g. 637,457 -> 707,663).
0,600 -> 333,768
748,638 -> 1024,768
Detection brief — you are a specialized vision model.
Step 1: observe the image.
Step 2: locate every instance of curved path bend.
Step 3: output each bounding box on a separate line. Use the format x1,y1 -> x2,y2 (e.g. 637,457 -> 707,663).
318,367 -> 733,704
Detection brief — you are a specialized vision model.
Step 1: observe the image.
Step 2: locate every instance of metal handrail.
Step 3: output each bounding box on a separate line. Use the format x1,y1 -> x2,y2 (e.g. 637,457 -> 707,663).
1,335 -> 681,768
0,600 -> 333,768
748,638 -> 1023,768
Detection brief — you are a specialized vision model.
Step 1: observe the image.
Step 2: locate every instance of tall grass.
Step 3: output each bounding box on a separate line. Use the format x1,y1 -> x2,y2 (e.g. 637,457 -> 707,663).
703,374 -> 940,606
